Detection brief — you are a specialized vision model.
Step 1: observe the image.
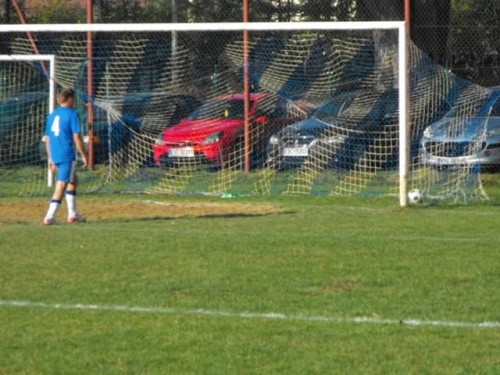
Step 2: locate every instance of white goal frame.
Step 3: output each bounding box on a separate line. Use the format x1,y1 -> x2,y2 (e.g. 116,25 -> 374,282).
0,54 -> 57,186
0,22 -> 409,206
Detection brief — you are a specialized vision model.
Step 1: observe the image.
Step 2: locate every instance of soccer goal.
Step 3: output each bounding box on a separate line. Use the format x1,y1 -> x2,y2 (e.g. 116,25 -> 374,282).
0,54 -> 56,189
0,22 -> 491,204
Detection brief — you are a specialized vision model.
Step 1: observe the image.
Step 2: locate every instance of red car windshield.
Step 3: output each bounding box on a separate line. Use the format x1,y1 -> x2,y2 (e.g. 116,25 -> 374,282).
188,99 -> 254,120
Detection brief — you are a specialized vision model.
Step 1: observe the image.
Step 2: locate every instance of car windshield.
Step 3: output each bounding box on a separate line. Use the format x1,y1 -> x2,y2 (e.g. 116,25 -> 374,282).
313,99 -> 352,121
188,99 -> 254,120
444,100 -> 493,118
444,107 -> 461,118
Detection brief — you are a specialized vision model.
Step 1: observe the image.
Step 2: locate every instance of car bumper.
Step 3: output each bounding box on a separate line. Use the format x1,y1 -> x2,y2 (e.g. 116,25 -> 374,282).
421,140 -> 500,166
421,153 -> 500,166
154,143 -> 224,167
267,142 -> 341,168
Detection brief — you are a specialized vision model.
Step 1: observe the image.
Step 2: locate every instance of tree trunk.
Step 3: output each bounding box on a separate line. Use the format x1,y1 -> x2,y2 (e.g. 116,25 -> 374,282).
357,0 -> 450,88
357,0 -> 451,63
0,0 -> 11,24
94,0 -> 104,22
357,0 -> 404,90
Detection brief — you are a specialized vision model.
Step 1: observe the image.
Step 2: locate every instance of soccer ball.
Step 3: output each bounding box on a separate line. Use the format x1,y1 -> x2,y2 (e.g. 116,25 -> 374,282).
408,189 -> 423,204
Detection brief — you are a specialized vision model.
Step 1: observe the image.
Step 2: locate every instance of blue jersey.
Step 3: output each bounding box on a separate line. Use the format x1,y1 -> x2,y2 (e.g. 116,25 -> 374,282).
45,107 -> 81,164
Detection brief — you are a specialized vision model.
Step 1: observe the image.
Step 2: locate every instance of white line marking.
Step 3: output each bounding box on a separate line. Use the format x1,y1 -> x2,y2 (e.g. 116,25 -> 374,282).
1,300 -> 499,329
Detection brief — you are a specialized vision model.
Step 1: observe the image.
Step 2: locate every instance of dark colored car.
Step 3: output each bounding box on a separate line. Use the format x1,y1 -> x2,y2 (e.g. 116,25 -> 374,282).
267,89 -> 451,171
267,90 -> 400,170
1,92 -> 48,167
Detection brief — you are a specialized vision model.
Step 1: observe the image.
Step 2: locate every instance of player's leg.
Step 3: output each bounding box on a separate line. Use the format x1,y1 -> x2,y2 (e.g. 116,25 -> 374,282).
66,162 -> 85,223
43,164 -> 69,225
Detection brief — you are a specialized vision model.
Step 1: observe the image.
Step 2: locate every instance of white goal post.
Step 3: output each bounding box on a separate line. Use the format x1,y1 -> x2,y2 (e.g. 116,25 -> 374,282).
0,54 -> 56,186
0,22 -> 409,205
0,54 -> 56,118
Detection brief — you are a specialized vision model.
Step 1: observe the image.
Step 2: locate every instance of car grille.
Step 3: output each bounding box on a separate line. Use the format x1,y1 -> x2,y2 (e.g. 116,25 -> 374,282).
486,143 -> 500,150
282,135 -> 316,147
424,141 -> 486,157
166,142 -> 198,147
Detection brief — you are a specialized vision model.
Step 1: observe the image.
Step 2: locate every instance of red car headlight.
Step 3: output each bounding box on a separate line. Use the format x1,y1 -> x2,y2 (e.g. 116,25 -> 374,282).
155,133 -> 165,146
202,131 -> 224,145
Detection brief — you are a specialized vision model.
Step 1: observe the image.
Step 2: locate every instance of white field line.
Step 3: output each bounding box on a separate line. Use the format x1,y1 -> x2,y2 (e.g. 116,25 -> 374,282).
1,300 -> 499,330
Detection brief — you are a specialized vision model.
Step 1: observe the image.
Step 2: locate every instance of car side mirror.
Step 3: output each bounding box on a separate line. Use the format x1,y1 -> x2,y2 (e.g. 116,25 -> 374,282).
256,116 -> 268,124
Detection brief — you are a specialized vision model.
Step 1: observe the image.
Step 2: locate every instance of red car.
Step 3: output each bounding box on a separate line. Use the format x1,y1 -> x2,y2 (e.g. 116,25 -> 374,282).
154,93 -> 299,168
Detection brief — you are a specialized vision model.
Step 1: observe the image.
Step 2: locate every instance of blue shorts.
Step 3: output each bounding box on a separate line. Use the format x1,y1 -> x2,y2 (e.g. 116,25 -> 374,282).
56,161 -> 76,183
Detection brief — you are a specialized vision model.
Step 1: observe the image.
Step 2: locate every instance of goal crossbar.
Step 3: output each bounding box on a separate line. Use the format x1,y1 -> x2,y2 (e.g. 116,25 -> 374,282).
0,21 -> 406,33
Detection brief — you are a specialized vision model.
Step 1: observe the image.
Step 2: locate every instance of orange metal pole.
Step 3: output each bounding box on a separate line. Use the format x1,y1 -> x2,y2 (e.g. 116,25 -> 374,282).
87,0 -> 94,170
243,0 -> 251,173
11,0 -> 49,77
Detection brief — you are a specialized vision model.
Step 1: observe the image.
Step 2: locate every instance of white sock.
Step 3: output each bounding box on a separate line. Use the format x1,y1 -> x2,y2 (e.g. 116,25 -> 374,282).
66,191 -> 77,218
45,199 -> 61,220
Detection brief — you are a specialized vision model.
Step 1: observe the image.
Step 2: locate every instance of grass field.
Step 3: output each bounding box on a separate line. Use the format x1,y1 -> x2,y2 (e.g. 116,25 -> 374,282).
1,193 -> 500,374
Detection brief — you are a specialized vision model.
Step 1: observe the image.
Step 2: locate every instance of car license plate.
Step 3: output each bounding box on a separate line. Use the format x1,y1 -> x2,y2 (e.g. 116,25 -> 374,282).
168,147 -> 195,157
283,147 -> 308,157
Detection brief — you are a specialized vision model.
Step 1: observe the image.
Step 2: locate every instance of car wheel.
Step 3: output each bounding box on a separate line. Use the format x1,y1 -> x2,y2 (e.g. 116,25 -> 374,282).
158,154 -> 171,170
228,137 -> 245,170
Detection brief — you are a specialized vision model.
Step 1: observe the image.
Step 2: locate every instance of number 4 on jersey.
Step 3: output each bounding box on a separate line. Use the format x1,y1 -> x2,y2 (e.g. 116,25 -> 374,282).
51,115 -> 60,137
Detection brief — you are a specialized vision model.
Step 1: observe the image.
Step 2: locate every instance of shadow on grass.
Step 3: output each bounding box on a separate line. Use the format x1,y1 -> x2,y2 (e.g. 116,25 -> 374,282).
91,210 -> 297,224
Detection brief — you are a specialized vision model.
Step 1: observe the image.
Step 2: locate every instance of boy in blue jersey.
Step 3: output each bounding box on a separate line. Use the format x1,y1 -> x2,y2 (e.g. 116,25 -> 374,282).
43,88 -> 88,225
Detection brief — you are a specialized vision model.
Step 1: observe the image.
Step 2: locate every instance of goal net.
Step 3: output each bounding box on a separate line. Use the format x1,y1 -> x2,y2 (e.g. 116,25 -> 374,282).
0,23 -> 493,204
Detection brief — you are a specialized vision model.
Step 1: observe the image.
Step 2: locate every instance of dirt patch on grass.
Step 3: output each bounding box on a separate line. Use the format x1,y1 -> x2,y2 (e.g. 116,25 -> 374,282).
302,283 -> 355,298
0,199 -> 283,224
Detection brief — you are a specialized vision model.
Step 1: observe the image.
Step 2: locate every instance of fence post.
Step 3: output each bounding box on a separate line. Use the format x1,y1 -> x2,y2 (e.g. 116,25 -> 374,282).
243,0 -> 251,173
87,0 -> 95,170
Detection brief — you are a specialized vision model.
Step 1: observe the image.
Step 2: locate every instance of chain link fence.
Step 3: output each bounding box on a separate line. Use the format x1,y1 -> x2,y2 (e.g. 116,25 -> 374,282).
1,1 -> 499,87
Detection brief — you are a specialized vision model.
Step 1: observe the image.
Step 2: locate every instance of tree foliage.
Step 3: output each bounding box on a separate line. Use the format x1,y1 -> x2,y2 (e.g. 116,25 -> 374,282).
299,0 -> 355,21
23,0 -> 86,23
7,0 -> 500,85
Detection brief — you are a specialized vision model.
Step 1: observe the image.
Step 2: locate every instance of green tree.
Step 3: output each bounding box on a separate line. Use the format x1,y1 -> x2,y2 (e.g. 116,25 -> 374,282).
30,0 -> 86,24
447,0 -> 500,84
95,0 -> 143,23
187,0 -> 242,22
0,0 -> 11,24
299,0 -> 355,21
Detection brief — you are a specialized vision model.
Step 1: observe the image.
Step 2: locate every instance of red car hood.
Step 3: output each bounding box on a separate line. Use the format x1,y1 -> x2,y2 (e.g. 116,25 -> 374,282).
163,118 -> 243,143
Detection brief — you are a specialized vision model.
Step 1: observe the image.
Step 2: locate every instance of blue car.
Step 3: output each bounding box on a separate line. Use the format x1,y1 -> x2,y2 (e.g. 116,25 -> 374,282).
1,92 -> 48,167
421,90 -> 500,171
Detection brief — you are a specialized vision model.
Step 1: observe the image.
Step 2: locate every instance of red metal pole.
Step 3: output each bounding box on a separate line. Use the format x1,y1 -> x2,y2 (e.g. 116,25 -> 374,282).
405,0 -> 411,37
11,0 -> 48,77
243,0 -> 251,173
87,0 -> 95,170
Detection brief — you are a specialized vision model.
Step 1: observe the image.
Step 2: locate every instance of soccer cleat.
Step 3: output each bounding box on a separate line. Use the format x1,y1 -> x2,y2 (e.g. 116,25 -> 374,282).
43,218 -> 57,226
67,214 -> 86,224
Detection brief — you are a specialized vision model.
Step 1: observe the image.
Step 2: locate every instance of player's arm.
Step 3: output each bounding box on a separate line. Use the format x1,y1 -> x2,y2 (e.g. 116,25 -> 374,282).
71,111 -> 88,168
44,135 -> 55,172
74,133 -> 88,168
